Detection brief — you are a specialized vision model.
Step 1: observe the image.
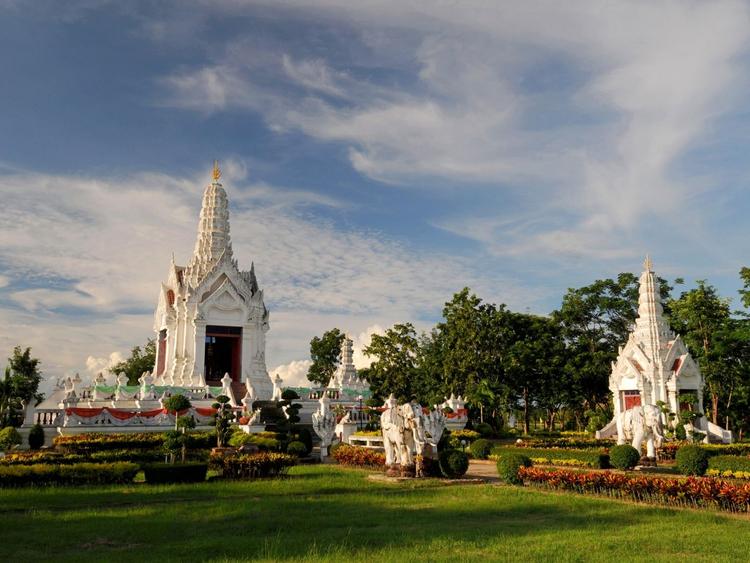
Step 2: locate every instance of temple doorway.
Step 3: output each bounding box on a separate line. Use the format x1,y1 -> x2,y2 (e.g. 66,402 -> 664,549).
622,390 -> 641,410
204,325 -> 242,383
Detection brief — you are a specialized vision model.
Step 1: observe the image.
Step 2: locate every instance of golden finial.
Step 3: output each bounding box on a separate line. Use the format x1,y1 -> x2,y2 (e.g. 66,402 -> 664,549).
644,254 -> 653,272
212,160 -> 221,182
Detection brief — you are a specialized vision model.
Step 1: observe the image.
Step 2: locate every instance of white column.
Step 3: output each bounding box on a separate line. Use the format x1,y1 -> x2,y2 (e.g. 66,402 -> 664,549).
241,324 -> 255,383
193,321 -> 207,384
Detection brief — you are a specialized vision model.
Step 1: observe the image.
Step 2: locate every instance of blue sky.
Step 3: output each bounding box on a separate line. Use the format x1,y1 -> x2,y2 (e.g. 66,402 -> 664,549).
3,1 -> 750,386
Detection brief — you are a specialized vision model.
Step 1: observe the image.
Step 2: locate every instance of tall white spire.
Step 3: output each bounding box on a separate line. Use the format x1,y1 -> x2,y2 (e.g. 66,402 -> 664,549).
185,161 -> 234,285
633,255 -> 672,362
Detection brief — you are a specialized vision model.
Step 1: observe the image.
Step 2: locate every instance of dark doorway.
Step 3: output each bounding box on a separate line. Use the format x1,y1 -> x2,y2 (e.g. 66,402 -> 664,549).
205,325 -> 242,383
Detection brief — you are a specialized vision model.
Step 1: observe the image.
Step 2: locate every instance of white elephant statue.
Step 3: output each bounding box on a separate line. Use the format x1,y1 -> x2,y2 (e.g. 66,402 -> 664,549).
381,395 -> 406,472
616,404 -> 665,459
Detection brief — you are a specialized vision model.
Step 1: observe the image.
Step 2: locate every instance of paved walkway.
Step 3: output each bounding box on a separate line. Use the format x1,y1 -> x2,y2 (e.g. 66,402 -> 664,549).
466,459 -> 499,482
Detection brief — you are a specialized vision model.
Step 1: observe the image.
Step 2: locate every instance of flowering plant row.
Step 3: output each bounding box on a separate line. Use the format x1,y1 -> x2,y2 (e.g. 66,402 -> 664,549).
518,466 -> 750,513
332,444 -> 385,468
491,446 -> 609,469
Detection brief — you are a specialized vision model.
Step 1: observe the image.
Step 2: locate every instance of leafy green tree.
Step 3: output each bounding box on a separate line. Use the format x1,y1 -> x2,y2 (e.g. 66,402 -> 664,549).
504,314 -> 568,433
669,281 -> 731,424
306,328 -> 345,387
0,347 -> 44,427
363,323 -> 426,403
163,394 -> 192,431
110,339 -> 156,385
212,395 -> 233,448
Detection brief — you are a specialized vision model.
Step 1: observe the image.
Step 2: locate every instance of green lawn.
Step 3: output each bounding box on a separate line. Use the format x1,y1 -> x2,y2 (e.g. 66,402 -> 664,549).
1,465 -> 749,562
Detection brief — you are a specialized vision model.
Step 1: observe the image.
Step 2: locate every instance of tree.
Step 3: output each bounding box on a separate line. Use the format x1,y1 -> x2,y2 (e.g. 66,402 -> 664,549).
212,395 -> 233,448
110,339 -> 156,385
0,347 -> 44,427
504,314 -> 569,433
363,323 -> 426,403
669,281 -> 731,425
306,328 -> 345,387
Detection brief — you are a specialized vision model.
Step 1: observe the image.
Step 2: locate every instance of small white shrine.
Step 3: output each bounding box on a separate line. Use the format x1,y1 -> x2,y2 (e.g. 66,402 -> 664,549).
327,336 -> 368,392
598,257 -> 732,443
151,161 -> 273,400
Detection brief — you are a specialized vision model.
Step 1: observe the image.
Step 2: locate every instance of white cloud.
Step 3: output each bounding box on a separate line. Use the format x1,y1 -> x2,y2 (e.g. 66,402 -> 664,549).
85,351 -> 124,378
160,0 -> 750,260
271,359 -> 312,388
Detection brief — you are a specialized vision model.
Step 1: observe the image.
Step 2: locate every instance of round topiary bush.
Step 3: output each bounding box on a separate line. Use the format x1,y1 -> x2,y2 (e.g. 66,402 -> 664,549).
676,444 -> 709,476
609,444 -> 641,470
28,423 -> 45,450
469,438 -> 493,460
496,453 -> 532,485
286,441 -> 307,457
0,427 -> 22,452
474,423 -> 494,437
439,449 -> 469,479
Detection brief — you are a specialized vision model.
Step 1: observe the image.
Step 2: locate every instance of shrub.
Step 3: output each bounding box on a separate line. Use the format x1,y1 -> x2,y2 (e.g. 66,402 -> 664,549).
286,441 -> 307,457
474,423 -> 494,437
496,453 -> 532,485
0,427 -> 22,452
439,449 -> 469,479
469,438 -> 493,460
491,446 -> 609,469
228,431 -> 281,451
707,455 -> 750,478
27,424 -> 45,450
212,452 -> 297,479
0,462 -> 138,487
143,462 -> 208,484
296,427 -> 313,454
609,445 -> 640,470
53,431 -> 216,454
332,444 -> 385,468
676,445 -> 709,476
0,449 -> 167,466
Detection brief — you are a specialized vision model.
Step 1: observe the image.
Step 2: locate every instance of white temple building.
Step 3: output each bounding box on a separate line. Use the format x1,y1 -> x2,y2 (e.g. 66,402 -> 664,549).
597,257 -> 732,443
327,336 -> 368,392
151,161 -> 273,400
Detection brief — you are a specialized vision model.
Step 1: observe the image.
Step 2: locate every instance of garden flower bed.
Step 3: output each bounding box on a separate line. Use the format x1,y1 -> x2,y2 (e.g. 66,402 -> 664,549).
518,466 -> 750,513
491,446 -> 609,469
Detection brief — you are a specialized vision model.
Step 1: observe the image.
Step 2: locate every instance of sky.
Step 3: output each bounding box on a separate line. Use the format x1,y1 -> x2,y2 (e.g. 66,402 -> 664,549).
3,0 -> 750,388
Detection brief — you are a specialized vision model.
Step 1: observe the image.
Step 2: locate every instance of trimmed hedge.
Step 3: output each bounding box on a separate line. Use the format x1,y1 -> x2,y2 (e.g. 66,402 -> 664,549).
332,444 -> 385,468
28,424 -> 45,450
516,438 -> 615,450
609,445 -> 640,470
496,453 -> 532,485
0,462 -> 139,487
675,445 -> 709,476
143,462 -> 208,484
0,427 -> 22,452
469,439 -> 493,460
54,431 -> 216,453
211,452 -> 297,479
661,442 -> 750,460
491,446 -> 609,469
0,449 -> 168,466
228,431 -> 281,451
707,455 -> 750,479
439,450 -> 469,479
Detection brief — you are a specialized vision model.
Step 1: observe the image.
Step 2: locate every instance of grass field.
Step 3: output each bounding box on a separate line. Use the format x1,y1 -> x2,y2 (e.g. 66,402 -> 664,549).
1,465 -> 749,562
